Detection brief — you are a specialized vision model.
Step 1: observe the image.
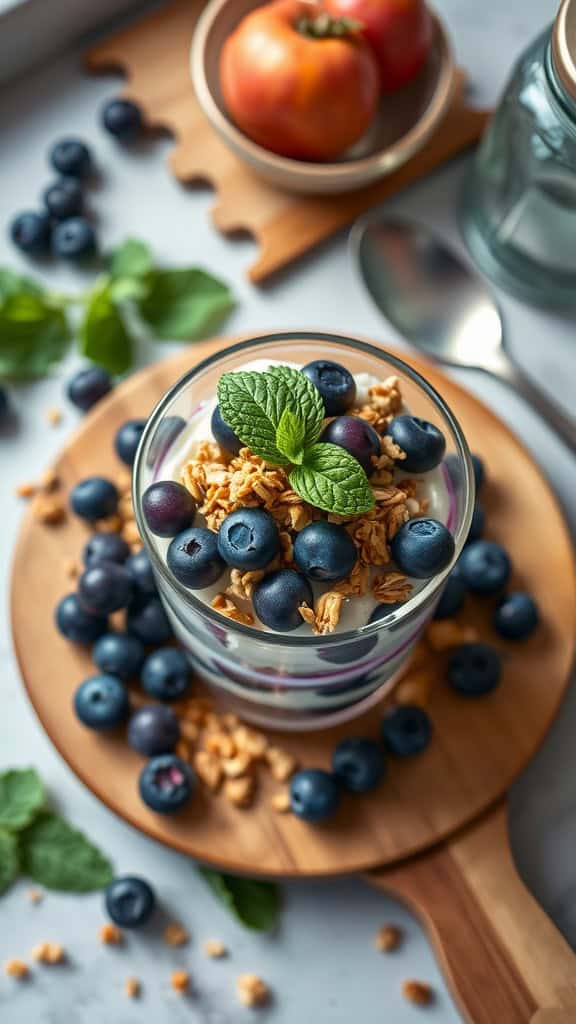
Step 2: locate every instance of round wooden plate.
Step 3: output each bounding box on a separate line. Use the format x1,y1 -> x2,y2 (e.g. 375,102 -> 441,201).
11,337 -> 576,877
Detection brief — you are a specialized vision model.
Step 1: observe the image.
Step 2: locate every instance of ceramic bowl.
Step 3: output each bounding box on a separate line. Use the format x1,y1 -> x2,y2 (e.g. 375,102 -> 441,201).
191,0 -> 456,195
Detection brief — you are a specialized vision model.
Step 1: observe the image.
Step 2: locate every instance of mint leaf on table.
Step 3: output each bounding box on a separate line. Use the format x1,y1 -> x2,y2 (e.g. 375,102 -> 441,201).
0,768 -> 45,831
217,369 -> 292,464
276,407 -> 306,464
290,443 -> 375,515
109,238 -> 153,279
267,365 -> 325,450
138,268 -> 234,341
199,869 -> 281,932
0,292 -> 71,379
80,282 -> 134,375
0,830 -> 19,895
20,813 -> 113,892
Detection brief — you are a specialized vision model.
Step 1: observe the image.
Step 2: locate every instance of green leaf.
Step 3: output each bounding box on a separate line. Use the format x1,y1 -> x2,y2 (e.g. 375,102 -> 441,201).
79,282 -> 133,375
109,238 -> 153,279
109,276 -> 149,303
217,369 -> 292,464
0,769 -> 45,831
138,268 -> 234,341
0,830 -> 19,895
20,813 -> 113,892
0,268 -> 42,303
199,868 -> 281,932
276,407 -> 306,464
290,443 -> 375,515
0,293 -> 71,380
267,365 -> 325,450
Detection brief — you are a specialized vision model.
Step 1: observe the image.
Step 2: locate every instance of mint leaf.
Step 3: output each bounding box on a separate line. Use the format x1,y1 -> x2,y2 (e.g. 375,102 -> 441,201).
217,370 -> 291,464
0,292 -> 71,380
109,277 -> 149,303
0,768 -> 45,831
267,365 -> 324,449
276,407 -> 306,464
138,268 -> 234,341
109,238 -> 153,279
0,268 -> 42,302
20,813 -> 113,892
80,282 -> 133,375
199,868 -> 281,932
290,443 -> 375,515
0,830 -> 19,895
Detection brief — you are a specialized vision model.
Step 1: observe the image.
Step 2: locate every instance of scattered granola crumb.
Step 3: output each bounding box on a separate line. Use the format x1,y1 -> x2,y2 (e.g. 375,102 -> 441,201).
193,750 -> 223,791
64,558 -> 80,581
222,752 -> 253,779
266,748 -> 297,782
15,482 -> 36,499
236,974 -> 269,1007
99,923 -> 123,946
26,888 -> 43,904
395,671 -> 432,709
124,976 -> 140,999
175,738 -> 190,762
402,979 -> 434,1006
31,942 -> 65,964
164,922 -> 189,947
203,939 -> 227,959
205,731 -> 236,759
45,407 -> 62,427
4,959 -> 28,979
233,726 -> 268,759
427,620 -> 478,652
224,775 -> 255,808
31,492 -> 66,525
170,969 -> 190,995
271,788 -> 291,813
40,468 -> 59,491
375,924 -> 403,952
97,514 -> 123,534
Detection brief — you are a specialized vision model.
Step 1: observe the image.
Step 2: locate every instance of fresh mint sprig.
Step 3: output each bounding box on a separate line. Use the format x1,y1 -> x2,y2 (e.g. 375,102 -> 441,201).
217,367 -> 375,516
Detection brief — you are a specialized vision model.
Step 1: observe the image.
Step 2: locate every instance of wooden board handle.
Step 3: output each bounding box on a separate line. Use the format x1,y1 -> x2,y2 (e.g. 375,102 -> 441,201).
366,804 -> 576,1023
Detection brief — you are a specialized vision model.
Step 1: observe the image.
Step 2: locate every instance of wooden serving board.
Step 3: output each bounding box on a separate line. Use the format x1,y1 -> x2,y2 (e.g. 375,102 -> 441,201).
11,336 -> 576,882
86,0 -> 490,282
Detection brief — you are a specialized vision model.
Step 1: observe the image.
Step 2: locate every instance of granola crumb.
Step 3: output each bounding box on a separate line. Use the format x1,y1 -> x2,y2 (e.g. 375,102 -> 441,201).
97,514 -> 124,534
26,888 -> 43,904
164,922 -> 189,947
170,969 -> 190,995
175,739 -> 190,762
271,788 -> 291,813
372,572 -> 412,604
375,924 -> 403,952
124,976 -> 140,999
205,731 -> 236,759
39,468 -> 59,491
232,726 -> 268,759
64,558 -> 80,581
31,492 -> 66,525
30,942 -> 65,964
224,775 -> 255,808
426,620 -> 478,652
211,592 -> 254,626
203,939 -> 227,959
266,748 -> 297,782
222,752 -> 253,779
4,959 -> 28,979
402,979 -> 434,1006
99,922 -> 123,946
15,482 -> 36,499
236,974 -> 269,1007
193,750 -> 223,791
45,407 -> 62,427
395,671 -> 432,709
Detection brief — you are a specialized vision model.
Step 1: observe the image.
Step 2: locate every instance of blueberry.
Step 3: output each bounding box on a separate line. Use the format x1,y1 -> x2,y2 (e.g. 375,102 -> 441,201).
55,593 -> 108,644
434,566 -> 466,619
211,405 -> 242,455
127,597 -> 173,645
93,632 -> 145,679
391,518 -> 455,578
167,527 -> 225,589
52,217 -> 96,260
50,137 -> 92,178
10,211 -> 51,255
302,360 -> 356,416
252,569 -> 312,632
126,549 -> 157,598
459,540 -> 511,595
146,416 -> 186,469
386,415 -> 446,474
447,643 -> 502,696
318,634 -> 377,665
471,454 -> 485,492
332,737 -> 386,793
115,419 -> 147,467
141,647 -> 191,702
493,592 -> 539,641
71,477 -> 118,522
73,674 -> 130,730
139,754 -> 194,815
142,481 -> 195,538
43,178 -> 83,220
294,521 -> 356,583
67,366 -> 113,412
83,532 -> 130,567
217,508 -> 280,571
320,416 -> 381,475
105,876 -> 155,929
368,603 -> 404,623
466,503 -> 485,545
381,705 -> 432,756
289,769 -> 340,823
128,704 -> 180,756
79,563 -> 133,614
101,98 -> 144,141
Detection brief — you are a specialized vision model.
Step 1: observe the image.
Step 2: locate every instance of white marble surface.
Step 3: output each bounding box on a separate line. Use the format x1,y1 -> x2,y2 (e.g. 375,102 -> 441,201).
0,1 -> 575,1020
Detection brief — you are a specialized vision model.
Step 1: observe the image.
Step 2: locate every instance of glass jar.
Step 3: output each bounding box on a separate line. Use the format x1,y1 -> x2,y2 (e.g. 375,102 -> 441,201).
461,0 -> 576,307
133,332 -> 474,731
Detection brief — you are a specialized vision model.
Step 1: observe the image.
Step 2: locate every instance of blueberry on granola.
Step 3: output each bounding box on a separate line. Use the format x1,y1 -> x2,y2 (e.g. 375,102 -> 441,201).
217,508 -> 280,571
168,527 -> 226,589
253,569 -> 313,632
386,415 -> 446,474
142,481 -> 196,538
391,518 -> 455,578
294,521 -> 357,582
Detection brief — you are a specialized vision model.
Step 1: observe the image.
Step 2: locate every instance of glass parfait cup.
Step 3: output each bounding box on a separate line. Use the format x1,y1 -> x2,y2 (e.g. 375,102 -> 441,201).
133,332 -> 474,731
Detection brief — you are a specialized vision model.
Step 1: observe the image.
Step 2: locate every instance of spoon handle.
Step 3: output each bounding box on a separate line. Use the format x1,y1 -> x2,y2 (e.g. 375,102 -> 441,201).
493,354 -> 576,455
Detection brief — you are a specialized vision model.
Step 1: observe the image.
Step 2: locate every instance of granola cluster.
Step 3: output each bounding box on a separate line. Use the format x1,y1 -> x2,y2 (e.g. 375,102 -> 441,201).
179,376 -> 427,634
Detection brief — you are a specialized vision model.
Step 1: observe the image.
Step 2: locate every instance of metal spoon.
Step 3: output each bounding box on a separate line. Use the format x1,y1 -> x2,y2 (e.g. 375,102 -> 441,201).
352,216 -> 576,454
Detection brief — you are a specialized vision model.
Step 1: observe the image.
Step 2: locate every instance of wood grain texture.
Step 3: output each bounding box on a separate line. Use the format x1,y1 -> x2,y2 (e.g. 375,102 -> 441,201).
10,336 -> 576,877
85,0 -> 490,282
369,803 -> 576,1022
